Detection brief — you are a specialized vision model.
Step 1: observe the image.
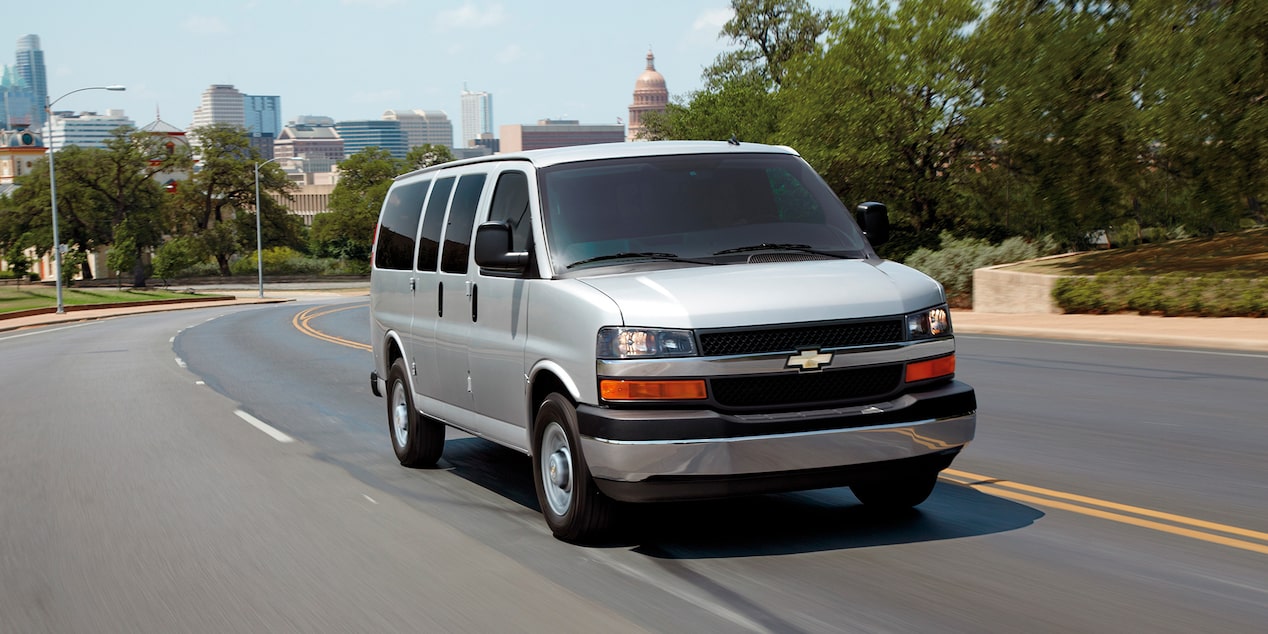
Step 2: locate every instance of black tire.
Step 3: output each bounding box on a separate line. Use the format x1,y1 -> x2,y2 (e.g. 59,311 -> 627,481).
532,393 -> 616,542
386,357 -> 444,467
850,471 -> 939,511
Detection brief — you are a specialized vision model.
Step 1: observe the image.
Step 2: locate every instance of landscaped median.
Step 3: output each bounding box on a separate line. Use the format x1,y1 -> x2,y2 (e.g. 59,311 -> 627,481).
973,229 -> 1268,316
0,286 -> 234,320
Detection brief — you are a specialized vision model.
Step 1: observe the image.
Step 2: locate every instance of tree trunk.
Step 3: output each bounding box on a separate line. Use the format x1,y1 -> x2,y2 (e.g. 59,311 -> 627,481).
131,251 -> 147,288
216,254 -> 231,276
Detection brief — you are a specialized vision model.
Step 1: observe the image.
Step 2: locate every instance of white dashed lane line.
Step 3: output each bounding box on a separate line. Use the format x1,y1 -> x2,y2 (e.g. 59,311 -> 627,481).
234,409 -> 294,443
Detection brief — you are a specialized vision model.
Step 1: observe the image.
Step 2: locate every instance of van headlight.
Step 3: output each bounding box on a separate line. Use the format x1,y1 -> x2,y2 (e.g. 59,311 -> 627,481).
597,327 -> 697,359
907,305 -> 952,340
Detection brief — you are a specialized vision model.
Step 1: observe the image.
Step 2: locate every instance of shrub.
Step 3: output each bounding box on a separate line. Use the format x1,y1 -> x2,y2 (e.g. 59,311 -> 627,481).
904,233 -> 1048,305
153,236 -> 206,280
1055,273 -> 1267,317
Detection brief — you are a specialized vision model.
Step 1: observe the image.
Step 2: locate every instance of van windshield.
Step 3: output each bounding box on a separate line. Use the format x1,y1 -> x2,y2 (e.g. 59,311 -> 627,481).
538,152 -> 871,275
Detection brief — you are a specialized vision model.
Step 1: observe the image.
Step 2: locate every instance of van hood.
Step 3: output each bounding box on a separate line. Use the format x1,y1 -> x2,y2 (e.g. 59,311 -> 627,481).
576,260 -> 945,329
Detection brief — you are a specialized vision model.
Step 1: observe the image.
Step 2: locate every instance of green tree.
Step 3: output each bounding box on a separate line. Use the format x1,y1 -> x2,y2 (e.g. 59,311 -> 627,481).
311,147 -> 405,262
0,126 -> 185,286
780,0 -> 983,255
643,0 -> 830,143
1132,0 -> 1268,232
707,0 -> 836,88
172,124 -> 297,275
405,144 -> 455,171
969,0 -> 1139,246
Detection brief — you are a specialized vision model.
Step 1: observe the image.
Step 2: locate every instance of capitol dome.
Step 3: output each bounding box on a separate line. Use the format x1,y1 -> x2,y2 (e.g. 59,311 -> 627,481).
628,50 -> 669,141
634,51 -> 666,92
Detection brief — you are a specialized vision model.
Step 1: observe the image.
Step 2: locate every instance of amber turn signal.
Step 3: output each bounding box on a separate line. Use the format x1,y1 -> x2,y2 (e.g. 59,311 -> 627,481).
905,354 -> 956,382
600,379 -> 708,400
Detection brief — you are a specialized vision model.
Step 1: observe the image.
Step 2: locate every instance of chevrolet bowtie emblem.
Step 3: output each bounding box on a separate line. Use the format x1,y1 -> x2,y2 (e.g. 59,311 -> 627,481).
787,348 -> 832,371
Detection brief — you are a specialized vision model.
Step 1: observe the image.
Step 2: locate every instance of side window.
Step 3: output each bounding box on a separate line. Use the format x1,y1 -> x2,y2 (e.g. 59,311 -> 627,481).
487,171 -> 532,251
373,180 -> 430,270
440,173 -> 488,274
417,176 -> 454,272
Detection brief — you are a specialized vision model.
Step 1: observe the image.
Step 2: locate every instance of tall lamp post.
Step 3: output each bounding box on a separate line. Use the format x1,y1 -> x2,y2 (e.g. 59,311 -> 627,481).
253,156 -> 296,298
47,84 -> 126,313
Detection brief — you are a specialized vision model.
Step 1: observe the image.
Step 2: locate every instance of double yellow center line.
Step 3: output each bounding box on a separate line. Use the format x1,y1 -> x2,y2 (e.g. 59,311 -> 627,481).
942,468 -> 1268,555
292,304 -> 371,351
291,304 -> 1266,555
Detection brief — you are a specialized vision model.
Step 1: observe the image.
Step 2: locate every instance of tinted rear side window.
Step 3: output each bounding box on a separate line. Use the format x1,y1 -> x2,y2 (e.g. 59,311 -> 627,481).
440,174 -> 487,274
417,176 -> 454,272
374,180 -> 430,270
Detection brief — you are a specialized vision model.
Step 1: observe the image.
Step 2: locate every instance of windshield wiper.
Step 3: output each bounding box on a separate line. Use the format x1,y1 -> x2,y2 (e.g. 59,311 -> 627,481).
712,243 -> 848,258
565,252 -> 713,269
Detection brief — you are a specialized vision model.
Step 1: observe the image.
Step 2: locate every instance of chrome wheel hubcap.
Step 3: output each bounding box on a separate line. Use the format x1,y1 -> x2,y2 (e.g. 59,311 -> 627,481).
391,381 -> 409,447
540,422 -> 572,516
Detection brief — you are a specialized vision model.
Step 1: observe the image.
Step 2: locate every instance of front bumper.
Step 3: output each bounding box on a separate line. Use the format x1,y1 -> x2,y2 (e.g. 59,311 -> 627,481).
577,380 -> 976,502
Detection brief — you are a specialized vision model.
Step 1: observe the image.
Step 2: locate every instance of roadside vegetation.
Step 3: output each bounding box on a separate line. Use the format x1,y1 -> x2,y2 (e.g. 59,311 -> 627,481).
0,286 -> 214,316
3,1 -> 1265,314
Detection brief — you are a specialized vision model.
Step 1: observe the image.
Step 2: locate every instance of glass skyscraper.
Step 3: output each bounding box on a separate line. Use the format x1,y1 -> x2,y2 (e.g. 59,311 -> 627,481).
14,35 -> 47,130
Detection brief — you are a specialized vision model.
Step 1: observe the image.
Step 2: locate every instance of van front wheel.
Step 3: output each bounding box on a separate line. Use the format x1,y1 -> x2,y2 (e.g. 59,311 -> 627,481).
387,357 -> 444,467
532,394 -> 615,542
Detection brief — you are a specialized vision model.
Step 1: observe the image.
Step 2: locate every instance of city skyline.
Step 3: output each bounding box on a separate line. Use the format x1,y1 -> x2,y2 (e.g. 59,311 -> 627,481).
7,1 -> 853,139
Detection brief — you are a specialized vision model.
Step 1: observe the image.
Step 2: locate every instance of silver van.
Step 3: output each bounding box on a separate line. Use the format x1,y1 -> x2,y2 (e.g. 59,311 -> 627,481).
369,141 -> 975,542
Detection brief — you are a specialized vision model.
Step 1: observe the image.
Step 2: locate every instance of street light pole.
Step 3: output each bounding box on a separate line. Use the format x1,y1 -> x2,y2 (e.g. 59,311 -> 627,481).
253,156 -> 292,299
46,85 -> 125,313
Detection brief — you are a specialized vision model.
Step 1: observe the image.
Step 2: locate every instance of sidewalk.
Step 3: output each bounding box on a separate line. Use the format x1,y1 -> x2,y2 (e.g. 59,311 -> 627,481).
2,283 -> 1264,353
951,310 -> 1268,353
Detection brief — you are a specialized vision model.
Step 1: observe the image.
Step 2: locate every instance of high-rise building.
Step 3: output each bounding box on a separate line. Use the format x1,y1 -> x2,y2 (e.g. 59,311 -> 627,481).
382,109 -> 454,149
244,94 -> 282,160
274,123 -> 344,173
628,50 -> 668,142
334,119 -> 408,159
44,109 -> 136,149
0,65 -> 38,130
244,95 -> 282,136
14,35 -> 48,130
191,84 -> 245,130
460,86 -> 493,148
499,119 -> 625,153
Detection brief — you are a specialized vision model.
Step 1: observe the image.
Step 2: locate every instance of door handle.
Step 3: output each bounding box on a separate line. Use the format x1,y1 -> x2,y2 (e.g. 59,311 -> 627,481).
471,284 -> 478,322
437,281 -> 444,317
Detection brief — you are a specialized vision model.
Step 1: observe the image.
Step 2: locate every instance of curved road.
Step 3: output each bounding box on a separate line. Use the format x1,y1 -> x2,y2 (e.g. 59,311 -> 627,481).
1,298 -> 1264,632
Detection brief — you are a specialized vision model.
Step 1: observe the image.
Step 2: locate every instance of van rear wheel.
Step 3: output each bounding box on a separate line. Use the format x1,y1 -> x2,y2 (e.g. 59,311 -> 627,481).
850,471 -> 939,511
387,357 -> 444,467
532,393 -> 616,542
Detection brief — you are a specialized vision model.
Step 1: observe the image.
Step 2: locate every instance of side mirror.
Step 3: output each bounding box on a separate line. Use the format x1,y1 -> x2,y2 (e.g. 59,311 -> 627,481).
856,201 -> 889,247
474,222 -> 529,272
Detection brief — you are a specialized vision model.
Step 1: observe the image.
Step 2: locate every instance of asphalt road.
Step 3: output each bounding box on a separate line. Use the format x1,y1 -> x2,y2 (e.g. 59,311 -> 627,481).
1,298 -> 1265,633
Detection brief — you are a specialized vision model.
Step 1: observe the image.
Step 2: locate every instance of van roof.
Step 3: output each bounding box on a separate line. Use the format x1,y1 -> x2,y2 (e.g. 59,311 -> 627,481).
395,140 -> 801,180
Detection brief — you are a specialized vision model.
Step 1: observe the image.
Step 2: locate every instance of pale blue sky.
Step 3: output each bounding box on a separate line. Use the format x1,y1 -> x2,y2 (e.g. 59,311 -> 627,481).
7,0 -> 850,141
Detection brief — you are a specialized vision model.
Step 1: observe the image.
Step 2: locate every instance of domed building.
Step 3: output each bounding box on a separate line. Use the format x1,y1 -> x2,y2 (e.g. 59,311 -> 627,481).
627,50 -> 668,141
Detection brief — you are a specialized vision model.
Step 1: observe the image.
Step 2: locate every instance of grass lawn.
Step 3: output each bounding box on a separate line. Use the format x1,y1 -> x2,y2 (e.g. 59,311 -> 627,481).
1004,227 -> 1268,277
0,286 -> 214,316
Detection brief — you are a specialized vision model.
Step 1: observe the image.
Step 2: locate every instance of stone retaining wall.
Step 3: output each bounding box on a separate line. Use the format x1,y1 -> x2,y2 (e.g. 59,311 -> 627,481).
972,264 -> 1063,314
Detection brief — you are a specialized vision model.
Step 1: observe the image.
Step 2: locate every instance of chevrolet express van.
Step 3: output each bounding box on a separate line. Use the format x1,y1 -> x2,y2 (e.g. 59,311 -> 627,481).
369,141 -> 976,542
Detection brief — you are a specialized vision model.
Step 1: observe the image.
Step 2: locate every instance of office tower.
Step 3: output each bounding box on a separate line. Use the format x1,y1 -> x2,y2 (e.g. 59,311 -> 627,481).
44,109 -> 136,149
0,65 -> 38,130
460,86 -> 492,147
191,84 -> 245,130
14,35 -> 48,130
244,94 -> 282,159
274,122 -> 344,173
383,109 -> 454,149
334,119 -> 408,159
